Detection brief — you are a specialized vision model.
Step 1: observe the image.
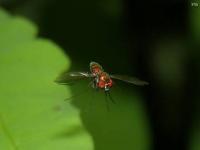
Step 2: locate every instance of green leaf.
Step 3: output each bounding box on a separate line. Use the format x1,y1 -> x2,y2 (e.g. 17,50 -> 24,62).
0,8 -> 93,150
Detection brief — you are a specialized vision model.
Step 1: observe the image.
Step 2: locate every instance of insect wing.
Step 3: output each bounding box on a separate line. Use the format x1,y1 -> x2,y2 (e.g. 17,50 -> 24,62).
110,74 -> 149,86
55,72 -> 93,84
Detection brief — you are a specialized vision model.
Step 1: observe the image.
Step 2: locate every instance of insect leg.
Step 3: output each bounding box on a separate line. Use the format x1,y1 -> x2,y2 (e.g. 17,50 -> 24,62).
87,79 -> 97,111
107,91 -> 116,104
89,79 -> 95,88
64,81 -> 92,101
104,91 -> 110,111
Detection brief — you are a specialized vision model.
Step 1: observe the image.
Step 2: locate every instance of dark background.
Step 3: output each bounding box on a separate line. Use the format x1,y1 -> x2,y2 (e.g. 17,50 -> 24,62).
1,0 -> 200,150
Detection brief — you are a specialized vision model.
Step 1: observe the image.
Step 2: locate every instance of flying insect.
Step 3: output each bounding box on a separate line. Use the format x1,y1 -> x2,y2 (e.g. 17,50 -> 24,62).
55,61 -> 149,92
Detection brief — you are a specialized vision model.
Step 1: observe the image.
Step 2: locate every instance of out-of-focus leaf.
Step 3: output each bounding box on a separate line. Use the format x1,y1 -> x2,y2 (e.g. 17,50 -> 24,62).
189,5 -> 200,150
0,8 -> 93,150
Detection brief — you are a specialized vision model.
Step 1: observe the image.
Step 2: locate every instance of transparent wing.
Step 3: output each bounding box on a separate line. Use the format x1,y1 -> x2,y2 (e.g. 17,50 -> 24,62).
55,72 -> 93,84
110,74 -> 149,86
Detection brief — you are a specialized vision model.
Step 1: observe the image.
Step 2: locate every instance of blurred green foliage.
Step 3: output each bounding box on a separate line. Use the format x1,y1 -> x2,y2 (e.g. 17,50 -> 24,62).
0,8 -> 151,150
189,4 -> 200,150
0,8 -> 93,150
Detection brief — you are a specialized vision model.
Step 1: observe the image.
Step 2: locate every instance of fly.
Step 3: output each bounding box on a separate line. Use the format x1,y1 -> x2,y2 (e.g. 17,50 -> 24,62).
55,62 -> 149,105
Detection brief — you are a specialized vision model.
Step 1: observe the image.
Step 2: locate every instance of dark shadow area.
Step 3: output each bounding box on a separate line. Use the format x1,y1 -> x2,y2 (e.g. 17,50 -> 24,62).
70,81 -> 151,150
123,1 -> 198,150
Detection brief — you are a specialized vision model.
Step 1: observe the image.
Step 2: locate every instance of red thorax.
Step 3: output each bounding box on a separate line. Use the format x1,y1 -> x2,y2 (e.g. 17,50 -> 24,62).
98,72 -> 113,89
